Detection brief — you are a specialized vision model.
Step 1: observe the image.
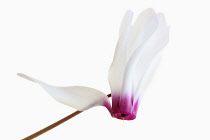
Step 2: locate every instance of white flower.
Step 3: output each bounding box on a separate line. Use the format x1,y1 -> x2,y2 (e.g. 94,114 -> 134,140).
18,8 -> 169,120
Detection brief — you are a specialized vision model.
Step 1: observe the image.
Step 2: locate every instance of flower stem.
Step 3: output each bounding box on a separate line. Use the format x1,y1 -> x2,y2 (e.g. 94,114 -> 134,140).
22,94 -> 111,140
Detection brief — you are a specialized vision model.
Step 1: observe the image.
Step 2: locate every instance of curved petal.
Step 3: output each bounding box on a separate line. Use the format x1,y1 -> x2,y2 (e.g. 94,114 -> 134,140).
109,9 -> 159,96
125,8 -> 159,62
108,10 -> 133,94
17,73 -> 111,112
122,13 -> 169,97
134,54 -> 161,100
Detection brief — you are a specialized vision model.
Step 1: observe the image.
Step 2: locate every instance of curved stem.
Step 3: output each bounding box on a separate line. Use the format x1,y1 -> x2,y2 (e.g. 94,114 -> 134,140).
22,94 -> 111,140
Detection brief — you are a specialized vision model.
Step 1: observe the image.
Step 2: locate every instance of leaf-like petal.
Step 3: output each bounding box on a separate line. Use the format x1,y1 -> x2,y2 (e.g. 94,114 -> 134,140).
18,73 -> 111,112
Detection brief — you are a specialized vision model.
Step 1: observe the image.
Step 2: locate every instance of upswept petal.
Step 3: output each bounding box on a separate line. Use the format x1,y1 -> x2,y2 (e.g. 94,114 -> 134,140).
122,13 -> 169,99
134,54 -> 161,100
125,8 -> 158,62
108,10 -> 133,94
17,73 -> 111,112
109,9 -> 159,96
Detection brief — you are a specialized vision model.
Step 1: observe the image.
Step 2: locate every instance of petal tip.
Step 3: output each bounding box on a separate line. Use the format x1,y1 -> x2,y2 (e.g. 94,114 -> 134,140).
17,73 -> 35,82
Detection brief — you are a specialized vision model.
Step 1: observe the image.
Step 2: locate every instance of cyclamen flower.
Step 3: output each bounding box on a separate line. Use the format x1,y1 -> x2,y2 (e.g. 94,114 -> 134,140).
18,9 -> 169,120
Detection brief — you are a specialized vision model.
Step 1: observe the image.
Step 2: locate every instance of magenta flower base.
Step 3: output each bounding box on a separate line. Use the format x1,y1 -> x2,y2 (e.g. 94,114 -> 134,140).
111,95 -> 139,120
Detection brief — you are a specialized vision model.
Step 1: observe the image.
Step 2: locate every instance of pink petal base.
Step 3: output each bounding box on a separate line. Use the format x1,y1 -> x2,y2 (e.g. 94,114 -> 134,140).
111,95 -> 139,120
101,95 -> 140,120
102,100 -> 112,114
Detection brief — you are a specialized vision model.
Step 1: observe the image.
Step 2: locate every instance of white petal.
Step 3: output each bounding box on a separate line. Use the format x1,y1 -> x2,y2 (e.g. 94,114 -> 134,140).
134,54 -> 161,100
108,10 -> 133,94
119,10 -> 133,37
109,9 -> 159,96
122,12 -> 169,97
125,8 -> 158,62
18,73 -> 111,111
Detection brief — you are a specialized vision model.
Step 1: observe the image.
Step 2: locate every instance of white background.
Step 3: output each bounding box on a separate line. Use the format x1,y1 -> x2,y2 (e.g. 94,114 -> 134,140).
0,0 -> 210,140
